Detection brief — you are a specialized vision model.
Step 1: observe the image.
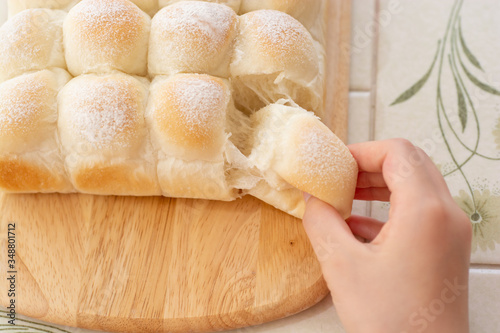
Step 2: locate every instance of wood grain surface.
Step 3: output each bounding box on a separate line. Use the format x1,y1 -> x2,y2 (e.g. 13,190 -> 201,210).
0,1 -> 351,332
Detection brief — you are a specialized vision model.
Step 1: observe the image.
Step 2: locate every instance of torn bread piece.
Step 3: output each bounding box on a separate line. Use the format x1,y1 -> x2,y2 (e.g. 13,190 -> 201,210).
230,10 -> 324,118
247,102 -> 358,219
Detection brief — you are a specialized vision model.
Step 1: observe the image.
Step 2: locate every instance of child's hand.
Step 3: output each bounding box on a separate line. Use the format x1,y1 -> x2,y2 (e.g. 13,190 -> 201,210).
302,139 -> 472,333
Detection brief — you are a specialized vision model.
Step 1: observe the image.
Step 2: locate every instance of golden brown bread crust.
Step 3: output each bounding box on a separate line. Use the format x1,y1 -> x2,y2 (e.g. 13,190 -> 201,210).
72,161 -> 160,196
0,156 -> 68,192
148,74 -> 230,161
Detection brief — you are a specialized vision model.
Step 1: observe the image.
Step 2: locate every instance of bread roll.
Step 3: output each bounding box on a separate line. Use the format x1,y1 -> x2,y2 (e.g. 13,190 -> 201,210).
146,73 -> 251,200
58,72 -> 160,195
230,10 -> 324,118
238,0 -> 324,42
159,0 -> 241,13
7,0 -> 79,17
64,0 -> 151,76
8,0 -> 159,17
0,69 -> 73,193
248,103 -> 357,219
0,8 -> 66,83
149,1 -> 238,78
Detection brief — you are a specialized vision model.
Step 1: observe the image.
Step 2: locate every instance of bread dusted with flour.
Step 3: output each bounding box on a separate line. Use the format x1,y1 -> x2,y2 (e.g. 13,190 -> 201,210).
247,103 -> 357,219
0,8 -> 66,83
0,0 -> 358,219
230,10 -> 324,118
239,0 -> 325,42
8,0 -> 159,17
64,0 -> 151,76
58,72 -> 160,195
149,1 -> 238,78
0,69 -> 73,192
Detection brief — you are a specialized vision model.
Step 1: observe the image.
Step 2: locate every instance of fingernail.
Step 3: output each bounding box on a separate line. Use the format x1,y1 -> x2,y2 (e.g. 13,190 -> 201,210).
303,192 -> 312,202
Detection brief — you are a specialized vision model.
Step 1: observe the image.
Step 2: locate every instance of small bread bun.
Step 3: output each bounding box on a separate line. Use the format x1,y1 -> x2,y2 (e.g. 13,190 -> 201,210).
149,1 -> 238,78
58,72 -> 160,195
159,0 -> 241,13
238,0 -> 323,41
7,0 -> 79,17
64,0 -> 151,76
0,69 -> 73,193
230,10 -> 323,117
248,103 -> 357,219
8,0 -> 159,17
0,9 -> 66,83
146,74 -> 240,200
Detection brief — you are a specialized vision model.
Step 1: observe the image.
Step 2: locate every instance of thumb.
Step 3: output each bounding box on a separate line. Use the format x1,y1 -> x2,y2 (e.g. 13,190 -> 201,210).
302,193 -> 358,263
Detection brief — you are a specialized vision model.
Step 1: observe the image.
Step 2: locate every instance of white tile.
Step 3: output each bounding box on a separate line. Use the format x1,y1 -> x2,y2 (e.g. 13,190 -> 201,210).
375,0 -> 500,264
370,201 -> 390,222
350,0 -> 376,91
469,268 -> 500,332
348,92 -> 371,144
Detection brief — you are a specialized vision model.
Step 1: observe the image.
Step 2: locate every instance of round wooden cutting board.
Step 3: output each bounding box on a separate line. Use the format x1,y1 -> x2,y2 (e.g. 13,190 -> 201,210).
0,194 -> 328,332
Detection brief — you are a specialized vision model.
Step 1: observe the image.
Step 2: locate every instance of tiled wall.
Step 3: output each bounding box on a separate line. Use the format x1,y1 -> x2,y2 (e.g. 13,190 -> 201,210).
350,0 -> 500,332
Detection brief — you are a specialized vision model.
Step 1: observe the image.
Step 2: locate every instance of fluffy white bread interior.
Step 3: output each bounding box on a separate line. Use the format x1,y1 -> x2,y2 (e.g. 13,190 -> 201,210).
7,0 -> 79,17
230,10 -> 324,118
58,72 -> 160,195
238,0 -> 324,42
146,73 -> 251,200
159,0 -> 241,13
149,1 -> 238,78
248,103 -> 358,219
0,69 -> 73,193
64,0 -> 151,76
0,9 -> 66,83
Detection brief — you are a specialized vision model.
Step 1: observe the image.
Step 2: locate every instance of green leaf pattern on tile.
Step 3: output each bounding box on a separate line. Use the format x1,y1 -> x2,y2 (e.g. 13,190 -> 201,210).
458,18 -> 483,70
451,57 -> 468,132
391,0 -> 500,252
390,41 -> 440,106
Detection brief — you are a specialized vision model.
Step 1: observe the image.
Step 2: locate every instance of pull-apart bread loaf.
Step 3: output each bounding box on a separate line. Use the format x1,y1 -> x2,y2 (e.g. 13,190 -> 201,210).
0,0 -> 358,219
